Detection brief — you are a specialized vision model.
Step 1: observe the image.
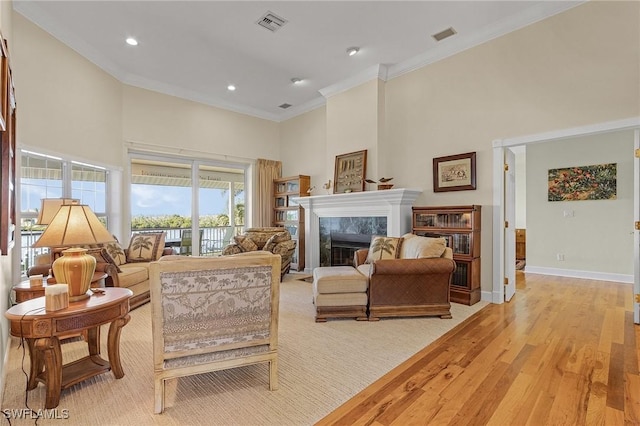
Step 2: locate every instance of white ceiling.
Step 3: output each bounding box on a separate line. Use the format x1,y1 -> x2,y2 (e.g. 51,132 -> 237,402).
14,1 -> 581,122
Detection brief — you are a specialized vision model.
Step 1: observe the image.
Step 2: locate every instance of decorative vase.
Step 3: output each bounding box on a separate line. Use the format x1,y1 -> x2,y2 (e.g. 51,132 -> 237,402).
377,184 -> 394,190
52,247 -> 96,302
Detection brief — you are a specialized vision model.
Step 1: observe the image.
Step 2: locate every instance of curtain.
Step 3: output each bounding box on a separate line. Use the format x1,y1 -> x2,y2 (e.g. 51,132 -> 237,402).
256,159 -> 282,227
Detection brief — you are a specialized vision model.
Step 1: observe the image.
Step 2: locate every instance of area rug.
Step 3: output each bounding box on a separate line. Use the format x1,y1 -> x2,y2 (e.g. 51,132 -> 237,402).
1,279 -> 488,425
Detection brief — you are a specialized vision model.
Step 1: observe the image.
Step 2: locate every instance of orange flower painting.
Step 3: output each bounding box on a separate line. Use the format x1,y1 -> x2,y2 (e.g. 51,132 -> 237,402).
548,163 -> 617,201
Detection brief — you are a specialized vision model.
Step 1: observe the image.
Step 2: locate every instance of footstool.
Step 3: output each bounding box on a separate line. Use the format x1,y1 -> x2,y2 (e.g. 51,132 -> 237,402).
312,266 -> 368,322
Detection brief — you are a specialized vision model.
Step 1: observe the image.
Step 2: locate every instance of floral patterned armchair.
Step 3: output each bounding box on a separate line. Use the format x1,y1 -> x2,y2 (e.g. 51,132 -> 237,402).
150,252 -> 281,414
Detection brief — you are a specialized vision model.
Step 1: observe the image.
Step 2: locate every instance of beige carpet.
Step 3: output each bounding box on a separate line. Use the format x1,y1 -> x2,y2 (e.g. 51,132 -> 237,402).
1,277 -> 487,425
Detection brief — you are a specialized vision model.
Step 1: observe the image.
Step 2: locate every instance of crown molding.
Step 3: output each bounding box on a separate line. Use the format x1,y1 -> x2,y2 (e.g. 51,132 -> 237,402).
121,73 -> 282,122
318,64 -> 389,99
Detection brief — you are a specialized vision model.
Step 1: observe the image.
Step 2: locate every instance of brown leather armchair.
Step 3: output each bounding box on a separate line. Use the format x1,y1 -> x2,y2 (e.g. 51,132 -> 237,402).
354,234 -> 456,320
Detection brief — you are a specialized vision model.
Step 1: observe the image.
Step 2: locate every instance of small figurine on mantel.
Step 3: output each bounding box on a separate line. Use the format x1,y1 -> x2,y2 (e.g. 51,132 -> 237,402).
365,177 -> 394,190
322,180 -> 332,194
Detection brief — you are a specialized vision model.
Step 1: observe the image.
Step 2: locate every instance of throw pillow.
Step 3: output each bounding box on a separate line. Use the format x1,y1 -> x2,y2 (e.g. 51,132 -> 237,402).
126,232 -> 164,263
400,233 -> 446,259
86,248 -> 122,273
263,231 -> 291,252
102,241 -> 127,266
236,235 -> 258,253
365,236 -> 403,263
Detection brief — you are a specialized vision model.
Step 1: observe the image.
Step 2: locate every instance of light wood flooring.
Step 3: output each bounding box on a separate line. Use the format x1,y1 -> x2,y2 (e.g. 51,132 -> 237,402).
317,272 -> 640,425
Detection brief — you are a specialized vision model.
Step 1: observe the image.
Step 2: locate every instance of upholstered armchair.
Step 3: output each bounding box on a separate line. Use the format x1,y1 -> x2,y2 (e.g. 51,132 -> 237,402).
149,252 -> 281,414
354,233 -> 456,320
221,227 -> 296,278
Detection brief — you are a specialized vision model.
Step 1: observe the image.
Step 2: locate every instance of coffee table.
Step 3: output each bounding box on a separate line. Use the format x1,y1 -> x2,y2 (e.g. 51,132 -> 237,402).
4,287 -> 133,408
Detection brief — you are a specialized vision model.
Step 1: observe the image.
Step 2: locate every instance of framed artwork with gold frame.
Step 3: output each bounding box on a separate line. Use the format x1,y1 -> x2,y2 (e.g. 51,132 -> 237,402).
334,150 -> 367,193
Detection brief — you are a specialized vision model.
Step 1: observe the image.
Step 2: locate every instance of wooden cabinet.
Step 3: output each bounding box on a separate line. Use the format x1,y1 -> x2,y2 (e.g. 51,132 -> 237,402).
516,229 -> 526,260
273,175 -> 310,271
412,205 -> 481,305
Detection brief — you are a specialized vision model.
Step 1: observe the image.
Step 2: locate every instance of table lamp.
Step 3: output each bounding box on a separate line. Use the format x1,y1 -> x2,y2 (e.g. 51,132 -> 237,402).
36,198 -> 79,225
32,204 -> 115,301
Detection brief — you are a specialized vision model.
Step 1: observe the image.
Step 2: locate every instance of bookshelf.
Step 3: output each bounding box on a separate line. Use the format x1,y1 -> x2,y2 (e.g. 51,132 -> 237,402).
412,205 -> 481,305
273,175 -> 310,271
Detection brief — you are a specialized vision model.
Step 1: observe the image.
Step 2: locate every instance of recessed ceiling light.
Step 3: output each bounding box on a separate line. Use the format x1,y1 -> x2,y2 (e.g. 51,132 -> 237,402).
346,47 -> 359,56
125,37 -> 138,46
290,78 -> 303,85
227,84 -> 236,91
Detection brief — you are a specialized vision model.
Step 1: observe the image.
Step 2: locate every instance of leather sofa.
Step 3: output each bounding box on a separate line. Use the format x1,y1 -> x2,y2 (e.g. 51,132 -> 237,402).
221,227 -> 296,278
354,233 -> 456,320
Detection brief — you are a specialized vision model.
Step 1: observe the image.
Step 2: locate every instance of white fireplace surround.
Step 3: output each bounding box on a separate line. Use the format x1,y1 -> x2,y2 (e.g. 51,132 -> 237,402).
292,188 -> 422,273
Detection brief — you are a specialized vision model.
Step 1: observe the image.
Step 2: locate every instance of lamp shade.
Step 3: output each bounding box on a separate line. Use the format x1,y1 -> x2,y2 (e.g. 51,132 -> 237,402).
36,198 -> 79,225
32,204 -> 115,248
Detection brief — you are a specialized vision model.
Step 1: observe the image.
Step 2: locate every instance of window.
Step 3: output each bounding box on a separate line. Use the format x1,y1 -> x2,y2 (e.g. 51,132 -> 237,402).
20,150 -> 109,276
130,155 -> 246,256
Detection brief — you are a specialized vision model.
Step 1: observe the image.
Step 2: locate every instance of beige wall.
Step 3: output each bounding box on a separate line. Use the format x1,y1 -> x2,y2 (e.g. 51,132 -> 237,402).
326,79 -> 382,184
526,130 -> 634,277
122,85 -> 279,160
280,106 -> 326,184
12,13 -> 123,167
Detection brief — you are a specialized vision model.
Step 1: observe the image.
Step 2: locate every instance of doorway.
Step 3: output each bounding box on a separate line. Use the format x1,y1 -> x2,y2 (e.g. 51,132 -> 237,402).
492,117 -> 640,318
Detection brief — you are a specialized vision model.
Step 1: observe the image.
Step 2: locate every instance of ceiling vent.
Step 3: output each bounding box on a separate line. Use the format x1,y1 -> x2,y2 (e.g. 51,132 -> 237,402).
257,11 -> 287,32
432,27 -> 457,42
279,103 -> 292,109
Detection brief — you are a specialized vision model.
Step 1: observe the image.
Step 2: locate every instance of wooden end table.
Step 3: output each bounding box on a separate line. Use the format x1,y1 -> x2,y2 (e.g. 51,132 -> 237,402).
4,287 -> 133,408
13,272 -> 108,304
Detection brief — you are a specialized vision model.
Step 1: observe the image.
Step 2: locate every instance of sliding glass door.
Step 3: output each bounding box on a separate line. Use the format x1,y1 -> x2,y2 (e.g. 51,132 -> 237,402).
130,155 -> 245,256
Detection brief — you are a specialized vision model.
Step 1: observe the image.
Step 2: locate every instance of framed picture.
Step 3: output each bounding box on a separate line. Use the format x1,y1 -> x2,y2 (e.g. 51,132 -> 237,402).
334,149 -> 367,193
433,152 -> 476,192
548,163 -> 616,201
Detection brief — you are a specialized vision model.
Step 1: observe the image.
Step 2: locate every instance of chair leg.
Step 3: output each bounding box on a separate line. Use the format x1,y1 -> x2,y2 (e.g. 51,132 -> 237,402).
269,357 -> 279,391
154,377 -> 165,414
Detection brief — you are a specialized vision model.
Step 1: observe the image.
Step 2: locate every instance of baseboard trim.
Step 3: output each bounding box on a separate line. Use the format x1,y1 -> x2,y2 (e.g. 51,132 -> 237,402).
0,335 -> 12,410
524,266 -> 633,284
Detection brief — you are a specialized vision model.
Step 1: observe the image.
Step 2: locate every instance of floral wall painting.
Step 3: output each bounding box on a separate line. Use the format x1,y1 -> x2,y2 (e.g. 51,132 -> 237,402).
548,163 -> 617,201
433,152 -> 476,192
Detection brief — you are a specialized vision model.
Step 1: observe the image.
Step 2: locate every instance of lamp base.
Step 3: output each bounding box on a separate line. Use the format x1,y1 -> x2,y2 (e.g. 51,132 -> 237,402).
52,247 -> 97,302
69,292 -> 91,302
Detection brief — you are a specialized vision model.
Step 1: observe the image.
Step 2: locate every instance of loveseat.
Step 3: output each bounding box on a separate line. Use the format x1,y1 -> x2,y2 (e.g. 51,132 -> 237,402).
28,232 -> 172,309
221,227 -> 296,278
354,233 -> 456,320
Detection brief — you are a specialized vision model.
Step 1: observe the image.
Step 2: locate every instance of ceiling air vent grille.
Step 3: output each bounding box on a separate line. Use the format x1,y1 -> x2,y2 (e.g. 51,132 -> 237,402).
279,103 -> 292,109
257,11 -> 287,32
432,27 -> 457,42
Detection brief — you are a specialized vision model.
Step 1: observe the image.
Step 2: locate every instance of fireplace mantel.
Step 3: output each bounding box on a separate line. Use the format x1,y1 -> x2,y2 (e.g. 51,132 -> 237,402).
292,188 -> 422,272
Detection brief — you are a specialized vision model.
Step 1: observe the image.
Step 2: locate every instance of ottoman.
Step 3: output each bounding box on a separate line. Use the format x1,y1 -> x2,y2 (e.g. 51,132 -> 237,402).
312,266 -> 368,322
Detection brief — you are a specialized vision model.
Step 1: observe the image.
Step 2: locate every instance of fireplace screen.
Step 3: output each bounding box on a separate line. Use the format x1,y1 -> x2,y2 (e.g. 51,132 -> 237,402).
319,217 -> 387,266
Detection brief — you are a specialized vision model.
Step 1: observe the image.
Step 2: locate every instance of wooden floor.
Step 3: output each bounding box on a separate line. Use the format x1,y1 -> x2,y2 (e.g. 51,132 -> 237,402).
317,272 -> 640,425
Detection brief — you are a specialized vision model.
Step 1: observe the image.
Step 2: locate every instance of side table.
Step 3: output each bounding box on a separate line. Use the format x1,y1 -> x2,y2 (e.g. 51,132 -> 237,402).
13,272 -> 108,303
4,287 -> 133,408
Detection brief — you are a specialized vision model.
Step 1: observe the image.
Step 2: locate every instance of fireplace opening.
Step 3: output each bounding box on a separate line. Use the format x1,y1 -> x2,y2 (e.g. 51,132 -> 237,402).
330,232 -> 371,266
319,216 -> 387,267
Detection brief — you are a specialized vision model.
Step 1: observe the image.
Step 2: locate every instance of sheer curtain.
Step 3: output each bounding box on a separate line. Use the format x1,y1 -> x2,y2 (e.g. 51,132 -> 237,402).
256,159 -> 282,227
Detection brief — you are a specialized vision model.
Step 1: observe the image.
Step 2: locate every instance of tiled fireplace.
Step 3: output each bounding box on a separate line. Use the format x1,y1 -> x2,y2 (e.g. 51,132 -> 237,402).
292,188 -> 421,273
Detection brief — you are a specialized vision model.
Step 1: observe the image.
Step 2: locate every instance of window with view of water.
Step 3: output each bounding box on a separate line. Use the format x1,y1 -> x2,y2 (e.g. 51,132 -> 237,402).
130,157 -> 245,256
19,150 -> 109,276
